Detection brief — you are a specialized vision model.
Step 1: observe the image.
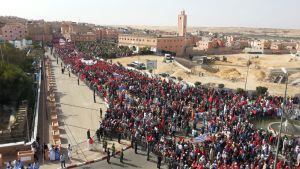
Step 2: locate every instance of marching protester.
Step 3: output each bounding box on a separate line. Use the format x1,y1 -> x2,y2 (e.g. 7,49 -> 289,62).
107,148 -> 111,164
120,148 -> 124,163
54,42 -> 300,168
60,153 -> 66,168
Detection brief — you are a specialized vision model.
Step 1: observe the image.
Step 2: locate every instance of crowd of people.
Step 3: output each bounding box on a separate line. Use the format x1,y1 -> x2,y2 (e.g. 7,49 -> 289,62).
76,41 -> 132,59
54,43 -> 300,169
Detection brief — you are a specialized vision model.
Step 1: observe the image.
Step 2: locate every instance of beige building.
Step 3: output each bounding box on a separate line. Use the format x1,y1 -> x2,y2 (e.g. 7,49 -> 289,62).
118,10 -> 196,56
178,10 -> 187,37
61,22 -> 74,41
250,40 -> 271,50
94,28 -> 118,41
27,21 -> 53,42
196,40 -> 218,50
270,42 -> 283,50
70,32 -> 96,42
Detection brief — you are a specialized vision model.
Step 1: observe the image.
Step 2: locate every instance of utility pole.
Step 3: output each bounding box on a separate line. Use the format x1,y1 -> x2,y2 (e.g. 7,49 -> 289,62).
274,68 -> 288,168
244,55 -> 250,91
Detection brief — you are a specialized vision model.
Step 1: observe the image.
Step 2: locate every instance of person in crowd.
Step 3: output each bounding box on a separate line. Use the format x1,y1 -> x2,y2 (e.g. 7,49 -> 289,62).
87,129 -> 91,139
157,153 -> 162,169
53,42 -> 300,169
112,143 -> 116,157
60,153 -> 66,168
103,140 -> 107,152
120,148 -> 124,163
67,144 -> 72,160
107,148 -> 111,164
134,139 -> 138,154
100,108 -> 103,119
32,161 -> 39,169
6,161 -> 12,169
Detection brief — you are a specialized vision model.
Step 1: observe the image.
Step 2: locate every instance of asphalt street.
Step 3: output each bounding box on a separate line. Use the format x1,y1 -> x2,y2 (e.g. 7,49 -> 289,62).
77,149 -> 167,169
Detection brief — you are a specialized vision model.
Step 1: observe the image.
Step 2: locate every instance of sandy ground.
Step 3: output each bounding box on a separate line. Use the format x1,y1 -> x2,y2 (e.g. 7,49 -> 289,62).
112,54 -> 300,97
120,25 -> 300,38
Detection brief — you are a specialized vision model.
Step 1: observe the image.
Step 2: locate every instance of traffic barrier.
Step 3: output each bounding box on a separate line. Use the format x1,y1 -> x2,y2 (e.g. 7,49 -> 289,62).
51,121 -> 59,131
53,138 -> 61,147
52,130 -> 60,140
51,114 -> 58,123
17,150 -> 34,164
50,109 -> 57,116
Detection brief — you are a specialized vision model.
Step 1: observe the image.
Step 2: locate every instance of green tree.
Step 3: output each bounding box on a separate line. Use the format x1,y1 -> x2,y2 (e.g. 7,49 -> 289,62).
256,86 -> 268,95
0,61 -> 33,105
218,83 -> 225,89
194,81 -> 201,86
236,88 -> 245,94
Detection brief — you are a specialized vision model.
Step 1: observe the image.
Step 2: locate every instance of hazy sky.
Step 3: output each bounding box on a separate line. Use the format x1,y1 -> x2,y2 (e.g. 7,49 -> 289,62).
1,0 -> 299,29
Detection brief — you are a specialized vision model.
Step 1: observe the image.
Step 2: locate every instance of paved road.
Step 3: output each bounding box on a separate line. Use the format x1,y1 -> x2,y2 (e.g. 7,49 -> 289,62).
77,149 -> 167,169
41,51 -> 109,168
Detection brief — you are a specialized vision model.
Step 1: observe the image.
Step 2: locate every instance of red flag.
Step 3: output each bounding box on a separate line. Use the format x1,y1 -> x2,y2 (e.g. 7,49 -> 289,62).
208,96 -> 213,103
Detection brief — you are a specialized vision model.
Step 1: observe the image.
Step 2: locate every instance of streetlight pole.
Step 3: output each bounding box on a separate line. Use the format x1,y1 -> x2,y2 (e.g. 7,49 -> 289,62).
274,68 -> 288,168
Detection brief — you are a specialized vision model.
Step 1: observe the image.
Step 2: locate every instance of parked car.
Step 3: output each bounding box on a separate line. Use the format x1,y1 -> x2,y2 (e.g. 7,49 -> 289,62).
170,76 -> 177,80
135,63 -> 146,70
159,73 -> 170,77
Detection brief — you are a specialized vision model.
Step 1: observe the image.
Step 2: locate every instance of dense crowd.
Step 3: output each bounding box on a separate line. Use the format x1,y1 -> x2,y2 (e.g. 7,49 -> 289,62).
76,41 -> 132,59
54,43 -> 300,169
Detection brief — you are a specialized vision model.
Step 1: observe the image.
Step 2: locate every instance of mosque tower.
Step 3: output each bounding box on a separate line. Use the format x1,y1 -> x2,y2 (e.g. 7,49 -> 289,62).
178,10 -> 187,37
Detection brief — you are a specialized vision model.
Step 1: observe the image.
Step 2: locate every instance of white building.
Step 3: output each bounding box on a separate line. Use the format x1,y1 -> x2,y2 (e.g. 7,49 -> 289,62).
9,39 -> 32,49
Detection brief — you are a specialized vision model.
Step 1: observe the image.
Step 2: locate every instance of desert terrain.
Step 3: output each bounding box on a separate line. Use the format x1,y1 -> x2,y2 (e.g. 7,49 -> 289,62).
112,54 -> 300,97
118,25 -> 300,39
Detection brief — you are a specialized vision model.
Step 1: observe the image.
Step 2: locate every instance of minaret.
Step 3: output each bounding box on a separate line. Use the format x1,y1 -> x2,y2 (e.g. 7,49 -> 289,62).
178,10 -> 187,37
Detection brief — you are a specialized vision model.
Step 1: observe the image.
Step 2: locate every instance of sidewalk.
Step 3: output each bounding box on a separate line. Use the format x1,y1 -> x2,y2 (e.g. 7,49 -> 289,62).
41,51 -> 130,169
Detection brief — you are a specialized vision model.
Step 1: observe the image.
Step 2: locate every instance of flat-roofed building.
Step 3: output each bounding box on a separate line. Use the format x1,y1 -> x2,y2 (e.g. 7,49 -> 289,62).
94,28 -> 118,41
271,42 -> 283,50
118,10 -> 196,56
70,32 -> 96,42
1,22 -> 27,41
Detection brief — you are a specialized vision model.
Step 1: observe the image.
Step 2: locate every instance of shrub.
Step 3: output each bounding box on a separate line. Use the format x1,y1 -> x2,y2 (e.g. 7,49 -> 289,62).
256,86 -> 268,95
218,83 -> 225,89
177,77 -> 183,81
236,88 -> 245,94
194,81 -> 201,86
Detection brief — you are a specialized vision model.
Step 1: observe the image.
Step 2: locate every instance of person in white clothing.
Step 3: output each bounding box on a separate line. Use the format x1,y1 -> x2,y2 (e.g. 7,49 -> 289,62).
67,144 -> 72,159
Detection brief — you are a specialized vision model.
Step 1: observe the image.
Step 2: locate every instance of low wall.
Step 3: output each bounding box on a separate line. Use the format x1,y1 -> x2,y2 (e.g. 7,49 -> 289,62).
0,143 -> 30,158
174,60 -> 191,73
0,153 -> 2,168
17,150 -> 34,164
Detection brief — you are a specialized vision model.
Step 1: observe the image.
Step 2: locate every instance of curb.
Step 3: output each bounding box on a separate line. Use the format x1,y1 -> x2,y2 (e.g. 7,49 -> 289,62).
65,145 -> 132,168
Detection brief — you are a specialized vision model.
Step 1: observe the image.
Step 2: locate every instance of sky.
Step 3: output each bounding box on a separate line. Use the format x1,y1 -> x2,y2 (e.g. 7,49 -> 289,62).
0,0 -> 300,29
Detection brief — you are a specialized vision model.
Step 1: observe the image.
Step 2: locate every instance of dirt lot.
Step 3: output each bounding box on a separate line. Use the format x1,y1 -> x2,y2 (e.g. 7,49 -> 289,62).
112,54 -> 300,97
